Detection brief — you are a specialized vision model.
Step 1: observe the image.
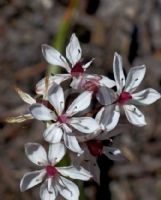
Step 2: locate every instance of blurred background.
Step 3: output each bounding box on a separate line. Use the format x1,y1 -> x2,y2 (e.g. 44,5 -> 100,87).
0,0 -> 161,199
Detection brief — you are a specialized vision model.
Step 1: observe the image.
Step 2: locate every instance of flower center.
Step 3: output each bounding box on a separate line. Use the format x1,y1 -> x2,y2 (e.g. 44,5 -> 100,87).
57,114 -> 67,123
86,140 -> 103,156
71,62 -> 84,76
118,91 -> 132,104
46,165 -> 57,177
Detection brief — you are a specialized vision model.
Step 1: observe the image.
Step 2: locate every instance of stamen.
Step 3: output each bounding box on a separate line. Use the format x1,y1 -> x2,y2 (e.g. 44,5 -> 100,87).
59,55 -> 65,62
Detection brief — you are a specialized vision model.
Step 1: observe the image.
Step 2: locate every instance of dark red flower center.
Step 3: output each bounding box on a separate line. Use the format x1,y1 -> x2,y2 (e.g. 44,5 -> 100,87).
71,62 -> 84,76
118,91 -> 132,104
46,165 -> 57,177
86,140 -> 103,156
57,114 -> 67,123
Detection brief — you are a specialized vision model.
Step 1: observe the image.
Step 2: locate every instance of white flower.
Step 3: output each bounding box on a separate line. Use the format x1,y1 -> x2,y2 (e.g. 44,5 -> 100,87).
74,137 -> 122,184
97,52 -> 161,127
36,33 -> 93,95
73,111 -> 123,184
20,143 -> 92,200
30,84 -> 99,154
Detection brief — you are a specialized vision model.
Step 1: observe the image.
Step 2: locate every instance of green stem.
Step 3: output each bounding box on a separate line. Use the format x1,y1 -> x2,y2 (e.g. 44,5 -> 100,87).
78,180 -> 87,200
47,0 -> 78,74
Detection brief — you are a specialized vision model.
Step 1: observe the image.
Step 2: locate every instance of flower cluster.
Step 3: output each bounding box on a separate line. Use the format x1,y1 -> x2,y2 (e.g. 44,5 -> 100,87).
7,34 -> 161,200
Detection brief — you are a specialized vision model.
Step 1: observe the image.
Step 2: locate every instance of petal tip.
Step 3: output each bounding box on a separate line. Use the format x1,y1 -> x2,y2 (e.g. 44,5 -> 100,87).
114,52 -> 120,57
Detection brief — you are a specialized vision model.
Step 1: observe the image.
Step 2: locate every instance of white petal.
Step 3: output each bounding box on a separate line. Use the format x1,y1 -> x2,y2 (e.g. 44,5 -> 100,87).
69,117 -> 99,133
132,88 -> 161,105
40,179 -> 58,200
98,75 -> 116,88
66,33 -> 82,65
100,105 -> 120,131
48,84 -> 65,115
70,76 -> 82,90
52,74 -> 71,83
95,107 -> 104,125
30,103 -> 56,121
66,91 -> 92,116
82,74 -> 115,88
89,158 -> 100,184
82,59 -> 93,69
25,143 -> 48,166
36,74 -> 71,95
63,123 -> 72,133
123,105 -> 146,126
103,147 -> 124,161
77,151 -> 100,184
113,52 -> 125,92
125,65 -> 146,92
57,176 -> 79,200
96,86 -> 116,105
97,124 -> 125,140
48,143 -> 66,165
20,170 -> 46,192
57,166 -> 92,181
63,133 -> 83,154
15,87 -> 36,104
43,124 -> 63,143
42,44 -> 70,72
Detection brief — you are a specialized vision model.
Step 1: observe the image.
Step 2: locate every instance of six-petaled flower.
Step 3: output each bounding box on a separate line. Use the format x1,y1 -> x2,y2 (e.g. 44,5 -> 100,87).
20,143 -> 92,200
97,52 -> 161,127
30,83 -> 99,154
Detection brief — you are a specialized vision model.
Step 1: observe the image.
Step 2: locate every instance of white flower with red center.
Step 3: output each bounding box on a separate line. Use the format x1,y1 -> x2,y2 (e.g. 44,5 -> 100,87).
29,84 -> 99,154
97,52 -> 161,127
73,112 -> 123,184
20,143 -> 92,200
36,33 -> 94,95
74,138 -> 122,184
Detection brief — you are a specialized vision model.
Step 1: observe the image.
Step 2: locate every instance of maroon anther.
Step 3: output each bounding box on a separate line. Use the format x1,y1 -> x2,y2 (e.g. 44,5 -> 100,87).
71,62 -> 84,76
57,114 -> 67,123
118,91 -> 132,104
86,140 -> 103,156
46,165 -> 57,177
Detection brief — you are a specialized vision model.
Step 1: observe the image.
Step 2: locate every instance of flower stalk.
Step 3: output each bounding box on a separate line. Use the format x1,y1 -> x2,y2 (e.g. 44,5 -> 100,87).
47,0 -> 78,75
